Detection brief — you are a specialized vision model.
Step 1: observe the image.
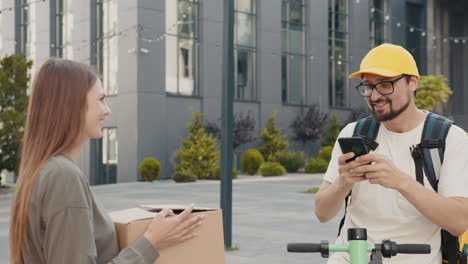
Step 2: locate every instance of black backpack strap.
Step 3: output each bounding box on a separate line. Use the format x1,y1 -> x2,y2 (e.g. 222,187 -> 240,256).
442,230 -> 462,264
412,113 -> 457,263
338,117 -> 381,236
353,116 -> 380,151
418,112 -> 453,191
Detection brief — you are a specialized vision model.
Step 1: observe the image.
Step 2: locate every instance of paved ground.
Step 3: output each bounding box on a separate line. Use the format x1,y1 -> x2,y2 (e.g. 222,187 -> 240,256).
0,173 -> 342,263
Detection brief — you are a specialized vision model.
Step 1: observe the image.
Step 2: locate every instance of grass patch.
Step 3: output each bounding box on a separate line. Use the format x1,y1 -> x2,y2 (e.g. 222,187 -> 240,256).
226,246 -> 240,252
0,185 -> 11,189
297,187 -> 319,194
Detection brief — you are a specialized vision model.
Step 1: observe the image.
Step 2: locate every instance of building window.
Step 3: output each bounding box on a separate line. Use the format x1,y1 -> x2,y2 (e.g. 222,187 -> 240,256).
406,2 -> 426,75
50,0 -> 64,57
102,128 -> 118,165
95,0 -> 119,95
234,0 -> 256,101
96,0 -> 104,75
370,0 -> 388,47
15,0 -> 29,57
166,0 -> 199,96
282,0 -> 306,105
328,0 -> 349,107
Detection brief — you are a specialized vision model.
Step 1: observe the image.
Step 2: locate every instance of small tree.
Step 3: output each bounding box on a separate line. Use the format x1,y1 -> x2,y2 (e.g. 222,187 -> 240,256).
320,112 -> 342,147
0,54 -> 32,184
290,104 -> 328,145
415,75 -> 453,111
174,112 -> 220,179
204,111 -> 256,149
259,111 -> 288,161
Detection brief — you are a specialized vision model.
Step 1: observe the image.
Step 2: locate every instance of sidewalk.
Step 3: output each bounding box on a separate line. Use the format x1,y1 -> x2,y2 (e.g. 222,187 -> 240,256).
0,173 -> 341,263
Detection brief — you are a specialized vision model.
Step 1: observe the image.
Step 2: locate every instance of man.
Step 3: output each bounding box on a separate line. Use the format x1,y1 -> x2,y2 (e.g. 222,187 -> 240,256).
314,43 -> 468,263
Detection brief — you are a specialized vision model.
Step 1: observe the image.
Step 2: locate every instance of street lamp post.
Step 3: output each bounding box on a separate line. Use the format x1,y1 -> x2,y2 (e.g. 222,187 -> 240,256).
221,0 -> 234,249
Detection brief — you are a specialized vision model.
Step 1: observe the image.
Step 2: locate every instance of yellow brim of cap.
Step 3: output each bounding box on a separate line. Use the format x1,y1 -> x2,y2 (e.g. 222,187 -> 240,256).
348,67 -> 403,79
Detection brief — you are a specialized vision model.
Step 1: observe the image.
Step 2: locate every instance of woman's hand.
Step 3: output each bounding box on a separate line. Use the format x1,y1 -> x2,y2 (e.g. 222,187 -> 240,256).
143,204 -> 204,250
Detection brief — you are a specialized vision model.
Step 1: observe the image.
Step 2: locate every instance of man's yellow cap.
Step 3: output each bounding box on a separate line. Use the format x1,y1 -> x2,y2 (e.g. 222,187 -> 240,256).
348,43 -> 420,79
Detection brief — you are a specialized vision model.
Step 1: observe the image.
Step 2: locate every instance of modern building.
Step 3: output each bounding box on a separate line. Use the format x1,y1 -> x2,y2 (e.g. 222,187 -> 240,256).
0,0 -> 466,184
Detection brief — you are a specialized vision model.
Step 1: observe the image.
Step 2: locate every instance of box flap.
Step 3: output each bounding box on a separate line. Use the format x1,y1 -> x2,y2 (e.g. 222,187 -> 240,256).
109,208 -> 157,224
139,204 -> 217,212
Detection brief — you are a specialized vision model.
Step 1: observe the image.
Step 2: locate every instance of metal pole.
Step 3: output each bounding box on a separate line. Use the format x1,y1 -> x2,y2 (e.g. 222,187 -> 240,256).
221,0 -> 234,248
89,0 -> 98,185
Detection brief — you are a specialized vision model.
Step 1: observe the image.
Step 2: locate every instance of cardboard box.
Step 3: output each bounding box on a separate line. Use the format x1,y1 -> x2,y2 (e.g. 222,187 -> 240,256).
110,205 -> 225,264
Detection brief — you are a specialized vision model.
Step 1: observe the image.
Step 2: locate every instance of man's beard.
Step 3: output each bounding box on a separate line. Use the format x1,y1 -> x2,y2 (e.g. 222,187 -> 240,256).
370,96 -> 411,122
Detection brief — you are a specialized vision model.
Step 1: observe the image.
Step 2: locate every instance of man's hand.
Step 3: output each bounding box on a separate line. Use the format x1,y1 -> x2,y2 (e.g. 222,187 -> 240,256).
337,152 -> 369,190
352,153 -> 410,190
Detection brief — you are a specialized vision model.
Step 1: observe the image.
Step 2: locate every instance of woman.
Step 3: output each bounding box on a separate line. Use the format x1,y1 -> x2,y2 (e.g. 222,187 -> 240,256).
10,58 -> 204,264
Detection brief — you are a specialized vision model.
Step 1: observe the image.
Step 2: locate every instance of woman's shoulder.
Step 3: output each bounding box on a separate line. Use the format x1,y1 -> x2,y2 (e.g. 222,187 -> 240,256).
40,155 -> 84,181
35,155 -> 90,206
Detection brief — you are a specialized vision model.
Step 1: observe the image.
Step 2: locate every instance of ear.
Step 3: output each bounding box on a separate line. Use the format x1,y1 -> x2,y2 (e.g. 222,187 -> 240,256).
409,76 -> 419,93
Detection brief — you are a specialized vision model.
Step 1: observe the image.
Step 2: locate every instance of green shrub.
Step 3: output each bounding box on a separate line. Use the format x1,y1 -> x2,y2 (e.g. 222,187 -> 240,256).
276,151 -> 305,173
318,146 -> 333,162
304,158 -> 329,173
321,113 -> 342,147
174,112 -> 220,179
416,75 -> 452,110
240,149 -> 264,175
259,162 -> 287,177
208,167 -> 238,180
259,111 -> 288,161
139,158 -> 161,182
172,171 -> 197,183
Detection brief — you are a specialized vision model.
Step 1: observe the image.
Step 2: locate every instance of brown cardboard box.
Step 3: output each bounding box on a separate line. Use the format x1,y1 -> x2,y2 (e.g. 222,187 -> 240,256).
110,205 -> 225,264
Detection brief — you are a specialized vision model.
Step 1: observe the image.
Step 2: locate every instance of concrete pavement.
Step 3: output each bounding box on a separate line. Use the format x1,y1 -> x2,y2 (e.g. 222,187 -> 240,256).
0,173 -> 342,263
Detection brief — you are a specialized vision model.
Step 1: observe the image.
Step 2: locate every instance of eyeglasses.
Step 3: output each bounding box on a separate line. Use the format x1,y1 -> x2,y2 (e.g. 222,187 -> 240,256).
355,75 -> 406,97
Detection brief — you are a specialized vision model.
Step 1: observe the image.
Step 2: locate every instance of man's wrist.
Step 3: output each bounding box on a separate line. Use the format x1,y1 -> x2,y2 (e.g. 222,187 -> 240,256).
395,173 -> 413,193
336,177 -> 353,193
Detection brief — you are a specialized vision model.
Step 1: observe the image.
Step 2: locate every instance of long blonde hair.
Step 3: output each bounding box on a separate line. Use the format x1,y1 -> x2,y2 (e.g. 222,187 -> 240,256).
10,58 -> 99,264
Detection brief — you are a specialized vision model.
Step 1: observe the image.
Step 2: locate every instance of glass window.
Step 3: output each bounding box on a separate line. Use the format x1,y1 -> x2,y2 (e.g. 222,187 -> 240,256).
178,1 -> 198,38
235,49 -> 255,100
15,0 -> 29,57
166,0 -> 199,96
96,0 -> 104,74
234,0 -> 256,101
235,0 -> 254,13
370,0 -> 388,47
289,55 -> 304,104
406,2 -> 426,75
328,0 -> 349,107
102,128 -> 118,165
282,0 -> 305,104
55,0 -> 64,57
100,127 -> 118,184
94,0 -> 118,95
235,12 -> 255,47
102,0 -> 119,95
178,38 -> 197,95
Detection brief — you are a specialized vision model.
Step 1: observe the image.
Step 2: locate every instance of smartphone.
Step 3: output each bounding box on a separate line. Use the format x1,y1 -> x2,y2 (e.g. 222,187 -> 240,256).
338,136 -> 370,163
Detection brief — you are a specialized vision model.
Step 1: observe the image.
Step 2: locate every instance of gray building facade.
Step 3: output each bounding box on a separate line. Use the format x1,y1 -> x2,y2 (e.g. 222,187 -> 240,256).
0,0 -> 467,184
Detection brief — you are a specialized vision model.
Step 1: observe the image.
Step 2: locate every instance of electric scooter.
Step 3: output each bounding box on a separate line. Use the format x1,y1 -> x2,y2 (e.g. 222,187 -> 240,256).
287,228 -> 431,264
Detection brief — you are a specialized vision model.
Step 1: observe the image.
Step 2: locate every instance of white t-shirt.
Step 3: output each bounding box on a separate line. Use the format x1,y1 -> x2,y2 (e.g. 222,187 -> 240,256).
323,116 -> 468,264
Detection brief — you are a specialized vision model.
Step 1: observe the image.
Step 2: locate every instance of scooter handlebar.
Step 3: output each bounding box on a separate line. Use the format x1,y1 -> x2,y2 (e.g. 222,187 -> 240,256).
287,243 -> 322,253
396,244 -> 431,254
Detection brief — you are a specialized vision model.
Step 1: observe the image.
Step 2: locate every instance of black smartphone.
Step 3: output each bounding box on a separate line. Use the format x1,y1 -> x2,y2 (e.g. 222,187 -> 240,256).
338,136 -> 370,163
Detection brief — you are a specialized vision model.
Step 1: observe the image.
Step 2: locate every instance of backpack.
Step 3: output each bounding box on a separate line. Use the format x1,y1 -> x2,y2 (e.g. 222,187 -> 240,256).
338,112 -> 462,264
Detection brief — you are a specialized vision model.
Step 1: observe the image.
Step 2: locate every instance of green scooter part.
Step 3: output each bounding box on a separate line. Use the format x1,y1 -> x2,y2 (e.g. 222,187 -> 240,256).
287,228 -> 431,264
